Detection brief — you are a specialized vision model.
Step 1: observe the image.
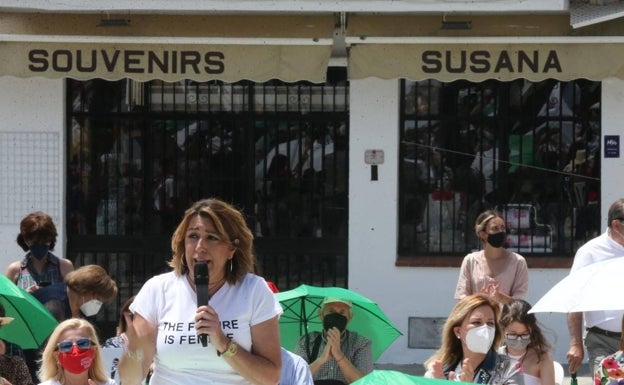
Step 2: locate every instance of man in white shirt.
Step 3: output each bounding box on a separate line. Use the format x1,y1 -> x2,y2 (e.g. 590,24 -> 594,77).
567,198 -> 624,375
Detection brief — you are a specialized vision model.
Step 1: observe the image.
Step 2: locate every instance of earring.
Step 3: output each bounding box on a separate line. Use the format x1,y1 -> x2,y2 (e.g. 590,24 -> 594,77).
456,335 -> 461,339
229,259 -> 233,273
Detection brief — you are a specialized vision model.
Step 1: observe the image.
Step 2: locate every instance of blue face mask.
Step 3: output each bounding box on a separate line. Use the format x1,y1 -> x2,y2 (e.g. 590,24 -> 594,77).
29,244 -> 49,260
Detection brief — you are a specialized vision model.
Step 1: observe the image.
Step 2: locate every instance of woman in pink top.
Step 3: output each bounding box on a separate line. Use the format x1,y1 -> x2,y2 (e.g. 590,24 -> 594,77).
455,209 -> 528,305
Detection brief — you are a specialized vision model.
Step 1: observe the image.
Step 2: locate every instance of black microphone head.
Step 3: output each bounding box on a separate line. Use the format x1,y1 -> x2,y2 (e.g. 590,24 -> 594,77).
194,261 -> 209,286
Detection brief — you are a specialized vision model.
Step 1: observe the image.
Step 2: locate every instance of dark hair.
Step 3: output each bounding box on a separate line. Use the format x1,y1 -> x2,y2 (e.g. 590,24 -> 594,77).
500,299 -> 551,361
16,211 -> 57,252
608,199 -> 624,228
118,296 -> 136,334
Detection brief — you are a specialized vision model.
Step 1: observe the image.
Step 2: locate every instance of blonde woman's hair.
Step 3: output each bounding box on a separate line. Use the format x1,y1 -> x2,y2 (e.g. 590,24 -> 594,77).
474,210 -> 504,238
38,318 -> 109,383
424,294 -> 502,372
168,198 -> 255,284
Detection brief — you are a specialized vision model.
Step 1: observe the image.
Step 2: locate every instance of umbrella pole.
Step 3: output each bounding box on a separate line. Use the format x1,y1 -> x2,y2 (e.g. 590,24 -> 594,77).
300,297 -> 312,356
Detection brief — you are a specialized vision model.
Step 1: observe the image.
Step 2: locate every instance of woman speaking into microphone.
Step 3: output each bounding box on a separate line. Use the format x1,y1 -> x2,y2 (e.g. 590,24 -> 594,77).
119,198 -> 282,385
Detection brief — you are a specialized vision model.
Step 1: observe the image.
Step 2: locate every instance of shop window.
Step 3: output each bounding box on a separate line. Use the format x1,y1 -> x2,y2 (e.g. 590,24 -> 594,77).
398,79 -> 601,259
67,77 -> 348,240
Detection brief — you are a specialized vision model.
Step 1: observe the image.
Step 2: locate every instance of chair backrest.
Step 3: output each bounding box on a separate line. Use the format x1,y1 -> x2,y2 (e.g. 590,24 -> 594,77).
553,360 -> 564,385
503,204 -> 534,230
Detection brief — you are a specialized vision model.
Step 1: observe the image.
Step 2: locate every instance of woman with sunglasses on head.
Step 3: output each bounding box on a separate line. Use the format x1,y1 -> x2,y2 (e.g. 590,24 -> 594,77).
455,209 -> 528,305
38,318 -> 115,385
499,300 -> 554,385
119,198 -> 282,385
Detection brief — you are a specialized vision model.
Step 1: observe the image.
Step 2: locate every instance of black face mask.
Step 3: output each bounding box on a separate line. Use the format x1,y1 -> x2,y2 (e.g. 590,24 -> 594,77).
487,231 -> 507,248
323,313 -> 348,332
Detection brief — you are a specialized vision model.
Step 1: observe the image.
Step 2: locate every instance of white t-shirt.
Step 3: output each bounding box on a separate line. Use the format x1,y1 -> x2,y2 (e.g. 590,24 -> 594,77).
130,272 -> 282,385
571,231 -> 624,331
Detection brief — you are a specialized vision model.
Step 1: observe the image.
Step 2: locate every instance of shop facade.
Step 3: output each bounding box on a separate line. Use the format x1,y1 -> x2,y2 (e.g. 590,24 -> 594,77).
1,1 -> 623,365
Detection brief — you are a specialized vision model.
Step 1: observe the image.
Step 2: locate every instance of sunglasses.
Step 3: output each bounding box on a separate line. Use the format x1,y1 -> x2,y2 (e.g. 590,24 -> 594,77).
57,338 -> 95,353
505,333 -> 531,341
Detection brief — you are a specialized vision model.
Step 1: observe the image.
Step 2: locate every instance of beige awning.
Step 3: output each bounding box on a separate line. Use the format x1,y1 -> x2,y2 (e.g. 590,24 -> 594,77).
0,13 -> 334,82
346,13 -> 624,81
348,37 -> 624,82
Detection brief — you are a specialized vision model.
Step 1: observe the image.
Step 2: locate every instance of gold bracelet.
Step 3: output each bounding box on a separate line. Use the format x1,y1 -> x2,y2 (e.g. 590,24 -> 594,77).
217,340 -> 238,358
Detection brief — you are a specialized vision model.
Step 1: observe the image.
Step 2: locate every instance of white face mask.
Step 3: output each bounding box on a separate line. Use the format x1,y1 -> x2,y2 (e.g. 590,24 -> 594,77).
465,324 -> 495,354
80,299 -> 103,317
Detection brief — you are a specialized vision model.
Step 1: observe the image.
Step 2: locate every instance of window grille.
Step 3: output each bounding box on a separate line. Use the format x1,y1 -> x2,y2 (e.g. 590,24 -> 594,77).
399,79 -> 601,257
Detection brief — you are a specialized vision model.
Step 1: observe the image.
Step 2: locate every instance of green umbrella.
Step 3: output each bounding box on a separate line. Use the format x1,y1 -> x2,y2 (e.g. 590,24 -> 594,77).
0,274 -> 58,349
275,284 -> 402,361
352,370 -> 474,385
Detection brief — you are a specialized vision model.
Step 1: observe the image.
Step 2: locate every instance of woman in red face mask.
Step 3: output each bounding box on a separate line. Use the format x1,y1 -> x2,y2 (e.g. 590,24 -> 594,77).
38,318 -> 115,385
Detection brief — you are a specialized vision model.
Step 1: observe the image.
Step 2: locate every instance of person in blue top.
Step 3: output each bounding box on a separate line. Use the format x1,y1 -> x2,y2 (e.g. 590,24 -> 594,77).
4,211 -> 75,384
280,347 -> 313,385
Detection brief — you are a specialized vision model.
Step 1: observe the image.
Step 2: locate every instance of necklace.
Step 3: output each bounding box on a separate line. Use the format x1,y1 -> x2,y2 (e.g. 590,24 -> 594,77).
209,278 -> 226,296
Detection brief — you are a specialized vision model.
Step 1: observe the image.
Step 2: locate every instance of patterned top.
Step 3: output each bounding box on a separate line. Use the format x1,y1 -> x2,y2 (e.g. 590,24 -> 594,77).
16,252 -> 63,290
595,350 -> 624,385
295,330 -> 373,384
426,350 -> 524,385
0,354 -> 34,385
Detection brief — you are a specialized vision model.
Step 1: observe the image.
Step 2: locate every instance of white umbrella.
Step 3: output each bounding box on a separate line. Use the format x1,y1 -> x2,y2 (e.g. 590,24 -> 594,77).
530,256 -> 624,313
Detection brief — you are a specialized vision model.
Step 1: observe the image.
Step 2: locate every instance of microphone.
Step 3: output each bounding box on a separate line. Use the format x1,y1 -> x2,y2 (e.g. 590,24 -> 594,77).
194,261 -> 210,347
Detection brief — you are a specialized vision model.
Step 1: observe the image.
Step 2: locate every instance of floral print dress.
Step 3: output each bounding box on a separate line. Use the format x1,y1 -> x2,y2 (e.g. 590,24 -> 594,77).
595,350 -> 624,385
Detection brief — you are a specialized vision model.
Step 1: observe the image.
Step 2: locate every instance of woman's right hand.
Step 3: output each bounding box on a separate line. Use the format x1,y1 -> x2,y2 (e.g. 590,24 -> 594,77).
195,304 -> 229,351
428,360 -> 445,379
457,357 -> 475,382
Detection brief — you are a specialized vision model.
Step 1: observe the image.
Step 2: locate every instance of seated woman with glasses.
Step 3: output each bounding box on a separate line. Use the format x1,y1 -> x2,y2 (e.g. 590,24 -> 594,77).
38,318 -> 116,385
499,299 -> 555,385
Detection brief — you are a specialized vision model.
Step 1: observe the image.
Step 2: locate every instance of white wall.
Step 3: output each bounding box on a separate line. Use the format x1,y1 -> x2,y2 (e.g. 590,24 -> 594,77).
348,77 -> 621,366
0,76 -> 65,273
1,75 -> 621,367
601,78 -> 624,210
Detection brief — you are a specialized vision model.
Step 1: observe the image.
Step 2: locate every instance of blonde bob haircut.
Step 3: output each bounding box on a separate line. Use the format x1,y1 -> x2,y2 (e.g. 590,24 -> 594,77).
168,198 -> 255,284
425,293 -> 502,371
38,318 -> 109,384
